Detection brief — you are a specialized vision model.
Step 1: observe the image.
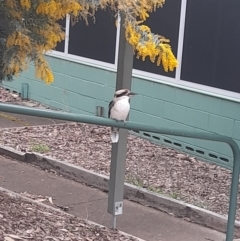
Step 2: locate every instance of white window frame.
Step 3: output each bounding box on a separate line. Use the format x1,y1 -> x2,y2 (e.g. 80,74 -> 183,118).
47,13 -> 118,72
47,2 -> 240,103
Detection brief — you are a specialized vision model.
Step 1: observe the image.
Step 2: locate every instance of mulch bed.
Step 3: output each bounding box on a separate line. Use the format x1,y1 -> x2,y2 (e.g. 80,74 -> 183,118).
0,190 -> 138,241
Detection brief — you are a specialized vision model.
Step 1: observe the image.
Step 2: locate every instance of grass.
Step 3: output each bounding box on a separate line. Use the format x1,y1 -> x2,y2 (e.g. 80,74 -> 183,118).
148,188 -> 185,201
147,186 -> 163,194
126,175 -> 182,199
170,192 -> 179,199
194,201 -> 208,209
31,143 -> 50,153
126,174 -> 144,187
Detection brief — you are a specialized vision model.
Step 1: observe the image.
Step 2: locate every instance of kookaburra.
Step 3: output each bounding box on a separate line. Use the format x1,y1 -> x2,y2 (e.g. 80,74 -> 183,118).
108,89 -> 137,143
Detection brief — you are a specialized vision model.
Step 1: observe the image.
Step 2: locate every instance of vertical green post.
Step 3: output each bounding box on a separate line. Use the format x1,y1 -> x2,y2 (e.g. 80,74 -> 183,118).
21,83 -> 29,100
107,15 -> 134,229
226,142 -> 240,241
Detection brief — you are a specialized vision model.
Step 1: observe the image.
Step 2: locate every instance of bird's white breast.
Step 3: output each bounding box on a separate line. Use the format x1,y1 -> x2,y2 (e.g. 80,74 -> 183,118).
110,98 -> 130,121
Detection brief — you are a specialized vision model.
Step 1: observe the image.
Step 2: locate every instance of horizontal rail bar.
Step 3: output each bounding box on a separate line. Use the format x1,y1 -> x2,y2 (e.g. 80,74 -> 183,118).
0,103 -> 239,241
0,103 -> 235,145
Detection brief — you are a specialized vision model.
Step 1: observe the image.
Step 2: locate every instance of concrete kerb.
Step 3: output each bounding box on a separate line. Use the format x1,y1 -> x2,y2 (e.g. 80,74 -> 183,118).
0,186 -> 145,241
0,144 -> 239,237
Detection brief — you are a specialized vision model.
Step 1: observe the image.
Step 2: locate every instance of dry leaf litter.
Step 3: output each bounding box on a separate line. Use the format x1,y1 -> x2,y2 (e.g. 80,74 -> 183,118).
0,87 -> 239,221
0,190 -> 138,241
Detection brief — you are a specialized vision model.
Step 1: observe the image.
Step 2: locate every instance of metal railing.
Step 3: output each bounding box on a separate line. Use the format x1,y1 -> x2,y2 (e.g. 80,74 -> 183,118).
0,102 -> 239,241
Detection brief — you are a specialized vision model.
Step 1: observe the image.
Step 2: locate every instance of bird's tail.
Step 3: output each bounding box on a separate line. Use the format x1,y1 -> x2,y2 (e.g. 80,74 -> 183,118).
111,127 -> 119,143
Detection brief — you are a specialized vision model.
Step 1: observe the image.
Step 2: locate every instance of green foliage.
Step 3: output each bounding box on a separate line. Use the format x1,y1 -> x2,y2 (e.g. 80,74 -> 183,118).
31,143 -> 50,153
0,7 -> 13,82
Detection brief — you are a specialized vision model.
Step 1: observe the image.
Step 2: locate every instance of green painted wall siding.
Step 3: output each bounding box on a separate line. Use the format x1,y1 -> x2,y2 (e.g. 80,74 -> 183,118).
130,78 -> 234,160
2,55 -> 240,169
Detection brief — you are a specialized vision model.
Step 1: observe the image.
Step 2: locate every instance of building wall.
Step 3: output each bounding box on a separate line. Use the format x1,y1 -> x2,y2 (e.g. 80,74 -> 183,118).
2,55 -> 240,170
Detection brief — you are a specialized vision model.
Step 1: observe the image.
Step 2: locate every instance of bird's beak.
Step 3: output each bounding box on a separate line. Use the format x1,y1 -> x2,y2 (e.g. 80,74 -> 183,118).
128,92 -> 137,97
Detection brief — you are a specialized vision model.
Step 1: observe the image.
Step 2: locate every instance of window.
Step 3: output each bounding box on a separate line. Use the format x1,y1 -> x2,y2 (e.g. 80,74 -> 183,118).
49,1 -> 240,99
181,0 -> 240,93
133,0 -> 182,78
55,18 -> 66,52
68,9 -> 117,64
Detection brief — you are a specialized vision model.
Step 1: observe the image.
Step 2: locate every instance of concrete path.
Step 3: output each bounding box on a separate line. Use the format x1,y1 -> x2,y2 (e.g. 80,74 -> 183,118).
0,111 -> 69,128
0,156 -> 225,241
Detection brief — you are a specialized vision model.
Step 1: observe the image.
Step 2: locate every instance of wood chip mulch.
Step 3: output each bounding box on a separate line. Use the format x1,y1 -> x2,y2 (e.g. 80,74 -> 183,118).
0,190 -> 138,241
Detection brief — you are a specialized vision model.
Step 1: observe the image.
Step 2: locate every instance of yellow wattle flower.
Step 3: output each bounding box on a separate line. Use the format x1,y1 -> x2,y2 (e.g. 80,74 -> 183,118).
3,0 -> 175,84
125,22 -> 178,72
20,0 -> 31,10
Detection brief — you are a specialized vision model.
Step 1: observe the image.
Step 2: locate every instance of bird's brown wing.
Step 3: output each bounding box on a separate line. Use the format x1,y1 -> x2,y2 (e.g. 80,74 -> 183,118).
108,100 -> 114,118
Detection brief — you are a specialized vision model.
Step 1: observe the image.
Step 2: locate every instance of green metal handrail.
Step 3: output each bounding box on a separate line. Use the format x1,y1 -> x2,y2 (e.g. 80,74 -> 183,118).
0,103 -> 239,241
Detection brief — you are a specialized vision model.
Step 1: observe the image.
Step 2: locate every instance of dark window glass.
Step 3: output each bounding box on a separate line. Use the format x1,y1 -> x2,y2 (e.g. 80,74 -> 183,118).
68,9 -> 117,64
133,0 -> 182,78
181,0 -> 240,93
55,18 -> 66,52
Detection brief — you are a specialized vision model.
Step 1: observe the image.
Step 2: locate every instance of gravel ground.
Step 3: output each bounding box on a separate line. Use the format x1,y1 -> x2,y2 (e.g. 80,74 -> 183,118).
0,87 -> 239,220
0,87 -> 45,107
0,190 -> 138,241
0,87 -> 22,103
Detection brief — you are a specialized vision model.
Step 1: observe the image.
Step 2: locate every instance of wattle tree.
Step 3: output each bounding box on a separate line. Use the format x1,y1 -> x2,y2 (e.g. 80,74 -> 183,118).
0,0 -> 178,84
